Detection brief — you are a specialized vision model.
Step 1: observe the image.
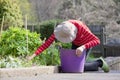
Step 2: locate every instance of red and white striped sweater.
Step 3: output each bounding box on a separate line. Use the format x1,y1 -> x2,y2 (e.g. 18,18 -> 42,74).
35,20 -> 100,55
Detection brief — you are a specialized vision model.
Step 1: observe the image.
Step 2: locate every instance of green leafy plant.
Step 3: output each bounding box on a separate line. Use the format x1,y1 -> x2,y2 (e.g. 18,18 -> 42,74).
32,42 -> 60,66
0,27 -> 41,57
0,27 -> 61,68
0,56 -> 33,68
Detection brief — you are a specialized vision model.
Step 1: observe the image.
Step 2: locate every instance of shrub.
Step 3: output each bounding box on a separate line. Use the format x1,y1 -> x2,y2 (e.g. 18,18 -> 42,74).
0,27 -> 41,57
0,27 -> 60,67
0,56 -> 33,68
35,19 -> 63,40
0,0 -> 23,29
33,42 -> 60,66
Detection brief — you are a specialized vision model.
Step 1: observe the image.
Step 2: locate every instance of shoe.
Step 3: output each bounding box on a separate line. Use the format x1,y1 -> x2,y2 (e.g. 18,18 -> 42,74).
99,57 -> 110,73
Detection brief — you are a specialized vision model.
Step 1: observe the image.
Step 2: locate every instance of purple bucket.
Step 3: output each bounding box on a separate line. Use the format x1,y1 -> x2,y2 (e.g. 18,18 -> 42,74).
60,48 -> 86,73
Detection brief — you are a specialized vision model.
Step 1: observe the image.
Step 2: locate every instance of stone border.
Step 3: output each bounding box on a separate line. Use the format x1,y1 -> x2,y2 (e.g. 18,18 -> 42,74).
1,57 -> 120,78
0,66 -> 58,78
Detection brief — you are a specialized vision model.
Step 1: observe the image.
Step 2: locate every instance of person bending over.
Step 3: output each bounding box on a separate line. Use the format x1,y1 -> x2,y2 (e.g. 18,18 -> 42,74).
28,20 -> 109,72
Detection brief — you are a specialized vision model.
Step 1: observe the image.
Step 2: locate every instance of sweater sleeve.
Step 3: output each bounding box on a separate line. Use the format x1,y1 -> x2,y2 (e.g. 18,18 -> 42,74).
35,34 -> 55,55
82,28 -> 100,49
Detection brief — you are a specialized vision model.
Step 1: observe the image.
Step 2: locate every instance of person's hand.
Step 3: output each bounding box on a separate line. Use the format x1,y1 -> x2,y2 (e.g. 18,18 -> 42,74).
26,54 -> 36,61
76,45 -> 85,57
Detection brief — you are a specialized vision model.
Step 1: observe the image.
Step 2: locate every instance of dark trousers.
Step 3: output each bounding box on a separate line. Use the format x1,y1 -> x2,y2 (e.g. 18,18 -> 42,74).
72,44 -> 100,71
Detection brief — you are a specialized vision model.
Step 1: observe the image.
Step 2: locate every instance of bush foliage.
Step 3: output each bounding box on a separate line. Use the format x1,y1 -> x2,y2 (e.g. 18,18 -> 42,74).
0,0 -> 23,29
0,27 -> 60,68
0,27 -> 41,57
35,19 -> 63,40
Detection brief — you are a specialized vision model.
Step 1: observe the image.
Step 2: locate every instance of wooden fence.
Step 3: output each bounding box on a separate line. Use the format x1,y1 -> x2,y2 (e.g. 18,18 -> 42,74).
88,25 -> 120,57
88,25 -> 106,57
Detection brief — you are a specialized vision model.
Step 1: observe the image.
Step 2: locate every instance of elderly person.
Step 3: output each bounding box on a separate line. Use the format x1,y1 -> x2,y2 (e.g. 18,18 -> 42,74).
28,20 -> 109,72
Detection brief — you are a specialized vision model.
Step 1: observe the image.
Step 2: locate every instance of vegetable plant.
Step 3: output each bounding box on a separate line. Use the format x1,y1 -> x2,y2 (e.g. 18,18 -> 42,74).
0,27 -> 60,68
0,27 -> 41,57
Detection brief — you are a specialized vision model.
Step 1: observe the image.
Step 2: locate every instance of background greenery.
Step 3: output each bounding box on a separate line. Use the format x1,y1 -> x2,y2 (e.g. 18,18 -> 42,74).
34,19 -> 63,40
0,0 -> 23,30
